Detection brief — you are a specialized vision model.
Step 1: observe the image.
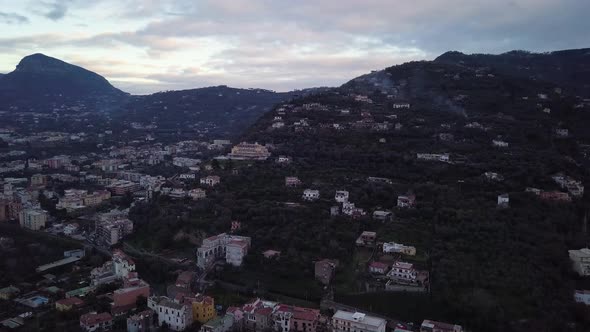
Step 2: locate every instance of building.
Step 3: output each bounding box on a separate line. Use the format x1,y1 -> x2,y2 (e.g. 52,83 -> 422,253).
332,311 -> 386,332
19,208 -> 48,230
80,312 -> 113,332
113,273 -> 150,312
383,242 -> 416,256
276,156 -> 291,164
335,191 -> 349,203
497,194 -> 509,208
372,211 -> 393,222
314,259 -> 338,285
540,191 -> 572,202
127,310 -> 155,332
230,142 -> 271,160
196,233 -> 251,269
96,218 -> 134,246
262,250 -> 281,259
30,174 -> 47,187
0,286 -> 20,300
302,189 -> 320,201
416,153 -> 450,162
492,140 -> 509,148
113,250 -> 136,278
55,297 -> 84,312
569,248 -> 590,276
273,304 -> 320,332
419,320 -> 463,332
148,296 -> 193,331
192,295 -> 216,323
107,180 -> 140,196
200,176 -> 221,187
356,231 -> 377,246
189,189 -> 207,200
369,262 -> 390,274
242,298 -> 279,331
397,194 -> 416,208
285,177 -> 302,187
388,261 -> 417,283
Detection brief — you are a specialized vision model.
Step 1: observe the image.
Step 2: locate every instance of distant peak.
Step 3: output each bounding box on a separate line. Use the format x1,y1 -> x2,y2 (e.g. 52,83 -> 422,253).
16,53 -> 72,73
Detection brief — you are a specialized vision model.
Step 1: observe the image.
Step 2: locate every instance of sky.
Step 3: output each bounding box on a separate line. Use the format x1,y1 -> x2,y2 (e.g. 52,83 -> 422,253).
0,1 -> 588,95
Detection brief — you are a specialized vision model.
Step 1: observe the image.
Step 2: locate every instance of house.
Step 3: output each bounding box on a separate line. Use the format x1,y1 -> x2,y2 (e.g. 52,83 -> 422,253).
262,250 -> 281,259
332,311 -> 386,332
276,156 -> 292,164
569,248 -> 590,276
273,304 -> 320,332
0,286 -> 20,300
540,191 -> 571,202
372,210 -> 392,222
397,194 -> 416,208
127,310 -> 155,332
80,312 -> 113,332
200,176 -> 221,187
113,249 -> 136,278
314,259 -> 338,285
497,194 -> 509,208
420,319 -> 463,332
229,142 -> 271,160
302,189 -> 320,201
574,290 -> 590,305
192,295 -> 216,324
342,202 -> 365,218
369,262 -> 390,274
356,231 -> 377,246
175,271 -> 195,290
393,103 -> 411,109
200,315 -> 234,332
112,273 -> 150,313
189,189 -> 207,200
334,191 -> 349,203
285,177 -> 302,187
148,296 -> 193,331
231,221 -> 241,232
416,153 -> 450,162
383,242 -> 416,256
492,139 -> 509,148
241,298 -> 278,331
387,261 -> 424,286
55,297 -> 84,312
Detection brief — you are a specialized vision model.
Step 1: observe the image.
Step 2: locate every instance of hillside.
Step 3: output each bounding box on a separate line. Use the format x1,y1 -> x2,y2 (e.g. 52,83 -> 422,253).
226,54 -> 590,331
435,48 -> 590,96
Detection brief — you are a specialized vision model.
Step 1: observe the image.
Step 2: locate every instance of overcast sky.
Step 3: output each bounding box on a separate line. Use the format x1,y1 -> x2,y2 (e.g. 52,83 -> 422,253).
0,0 -> 588,94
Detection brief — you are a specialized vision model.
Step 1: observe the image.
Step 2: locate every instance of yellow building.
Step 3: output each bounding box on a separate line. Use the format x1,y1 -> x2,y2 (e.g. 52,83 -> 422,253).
192,295 -> 216,323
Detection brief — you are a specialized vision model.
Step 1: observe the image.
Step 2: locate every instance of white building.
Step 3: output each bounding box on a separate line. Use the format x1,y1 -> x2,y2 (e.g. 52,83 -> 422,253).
569,248 -> 590,276
113,250 -> 135,278
200,176 -> 220,187
383,242 -> 416,256
302,189 -> 320,201
387,261 -> 417,283
497,194 -> 509,208
335,191 -> 349,203
19,208 -> 48,231
173,157 -> 201,168
196,233 -> 251,269
416,153 -> 450,162
332,311 -> 386,332
148,296 -> 192,331
574,290 -> 590,305
492,140 -> 509,148
188,189 -> 207,200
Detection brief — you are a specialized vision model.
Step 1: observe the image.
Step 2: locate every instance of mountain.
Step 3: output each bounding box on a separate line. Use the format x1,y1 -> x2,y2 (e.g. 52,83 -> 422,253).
434,48 -> 590,96
0,53 -> 125,98
236,48 -> 590,331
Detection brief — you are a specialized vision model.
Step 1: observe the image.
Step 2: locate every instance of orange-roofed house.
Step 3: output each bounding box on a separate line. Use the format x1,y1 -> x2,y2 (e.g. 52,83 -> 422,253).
56,297 -> 85,311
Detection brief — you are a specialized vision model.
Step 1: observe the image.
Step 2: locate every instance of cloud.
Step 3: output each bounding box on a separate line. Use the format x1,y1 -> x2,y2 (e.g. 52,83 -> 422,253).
35,1 -> 70,21
1,0 -> 589,94
0,12 -> 29,24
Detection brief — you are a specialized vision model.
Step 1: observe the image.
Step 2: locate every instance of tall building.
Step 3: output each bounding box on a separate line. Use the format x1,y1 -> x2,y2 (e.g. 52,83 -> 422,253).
19,208 -> 48,230
192,295 -> 216,324
148,296 -> 193,331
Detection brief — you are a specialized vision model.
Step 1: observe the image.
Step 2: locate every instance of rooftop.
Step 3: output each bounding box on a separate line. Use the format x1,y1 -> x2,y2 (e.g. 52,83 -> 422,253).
333,310 -> 386,328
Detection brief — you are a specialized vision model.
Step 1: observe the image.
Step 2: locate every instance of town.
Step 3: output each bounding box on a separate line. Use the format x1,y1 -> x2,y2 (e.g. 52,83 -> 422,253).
1,44 -> 590,332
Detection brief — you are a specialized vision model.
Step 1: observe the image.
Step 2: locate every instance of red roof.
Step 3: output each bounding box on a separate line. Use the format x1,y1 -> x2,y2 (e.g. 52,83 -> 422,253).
80,312 -> 112,326
56,297 -> 84,307
369,261 -> 389,270
255,307 -> 273,316
276,304 -> 319,322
